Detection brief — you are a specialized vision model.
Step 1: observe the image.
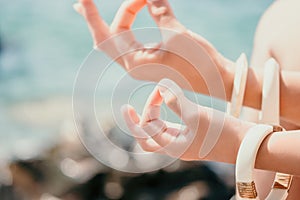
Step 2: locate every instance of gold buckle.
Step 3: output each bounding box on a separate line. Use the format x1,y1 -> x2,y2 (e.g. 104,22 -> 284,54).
273,173 -> 293,190
237,181 -> 257,198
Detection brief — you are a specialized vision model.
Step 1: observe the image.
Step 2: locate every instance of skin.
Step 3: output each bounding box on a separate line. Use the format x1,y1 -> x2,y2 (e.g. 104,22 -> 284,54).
122,78 -> 300,199
74,0 -> 300,125
74,0 -> 300,198
121,79 -> 300,176
251,0 -> 300,128
121,79 -> 254,162
250,0 -> 300,198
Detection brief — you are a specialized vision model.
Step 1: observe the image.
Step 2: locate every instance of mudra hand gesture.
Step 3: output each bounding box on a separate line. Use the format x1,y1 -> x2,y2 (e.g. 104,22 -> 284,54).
121,79 -> 250,161
73,0 -> 232,97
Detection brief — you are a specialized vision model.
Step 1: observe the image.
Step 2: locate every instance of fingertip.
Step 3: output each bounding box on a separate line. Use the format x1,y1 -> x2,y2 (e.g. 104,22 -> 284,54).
157,78 -> 169,94
111,0 -> 146,34
127,0 -> 147,11
157,79 -> 196,122
146,0 -> 178,27
158,78 -> 180,93
157,78 -> 182,103
121,104 -> 140,124
149,4 -> 167,17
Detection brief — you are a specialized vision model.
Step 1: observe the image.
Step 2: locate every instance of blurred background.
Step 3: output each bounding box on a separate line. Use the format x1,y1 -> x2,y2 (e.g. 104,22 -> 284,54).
0,0 -> 272,199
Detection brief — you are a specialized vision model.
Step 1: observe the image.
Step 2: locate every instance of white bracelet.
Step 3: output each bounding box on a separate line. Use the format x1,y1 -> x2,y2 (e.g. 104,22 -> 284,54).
227,53 -> 248,118
234,124 -> 292,200
259,58 -> 280,124
235,124 -> 275,199
258,58 -> 293,200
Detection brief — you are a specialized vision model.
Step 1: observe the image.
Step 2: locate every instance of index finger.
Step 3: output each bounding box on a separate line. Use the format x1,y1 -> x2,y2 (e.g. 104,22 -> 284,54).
111,0 -> 146,32
140,86 -> 164,126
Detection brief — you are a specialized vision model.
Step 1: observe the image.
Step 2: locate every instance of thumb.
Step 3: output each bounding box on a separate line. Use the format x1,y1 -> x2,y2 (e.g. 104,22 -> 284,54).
158,79 -> 199,127
147,0 -> 184,30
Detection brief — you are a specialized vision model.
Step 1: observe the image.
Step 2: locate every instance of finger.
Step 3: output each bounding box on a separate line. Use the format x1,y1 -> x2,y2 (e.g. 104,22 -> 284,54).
74,0 -> 110,47
142,119 -> 167,137
121,105 -> 162,152
121,104 -> 145,138
165,121 -> 186,131
158,79 -> 199,127
131,125 -> 163,152
137,137 -> 163,152
143,119 -> 191,158
110,0 -> 146,54
140,87 -> 163,126
111,0 -> 146,32
142,119 -> 180,147
147,0 -> 184,29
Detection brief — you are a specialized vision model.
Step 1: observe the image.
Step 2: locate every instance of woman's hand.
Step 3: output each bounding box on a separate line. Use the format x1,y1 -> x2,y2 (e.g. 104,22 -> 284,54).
121,78 -> 206,160
121,79 -> 300,176
74,0 -> 234,99
74,0 -> 300,176
121,79 -> 251,161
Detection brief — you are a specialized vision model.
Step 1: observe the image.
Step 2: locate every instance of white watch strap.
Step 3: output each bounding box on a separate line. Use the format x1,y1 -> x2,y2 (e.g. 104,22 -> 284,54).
227,53 -> 248,117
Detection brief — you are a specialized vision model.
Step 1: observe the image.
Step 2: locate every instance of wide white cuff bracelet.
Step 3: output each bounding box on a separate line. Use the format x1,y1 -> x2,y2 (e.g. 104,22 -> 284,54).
234,125 -> 292,200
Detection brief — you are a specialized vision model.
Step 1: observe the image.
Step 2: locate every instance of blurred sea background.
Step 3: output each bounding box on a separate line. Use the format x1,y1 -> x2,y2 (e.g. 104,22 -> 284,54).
0,0 -> 273,199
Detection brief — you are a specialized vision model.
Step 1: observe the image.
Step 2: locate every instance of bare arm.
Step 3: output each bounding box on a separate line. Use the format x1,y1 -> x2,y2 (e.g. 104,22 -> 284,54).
255,129 -> 300,176
122,79 -> 300,176
75,0 -> 300,125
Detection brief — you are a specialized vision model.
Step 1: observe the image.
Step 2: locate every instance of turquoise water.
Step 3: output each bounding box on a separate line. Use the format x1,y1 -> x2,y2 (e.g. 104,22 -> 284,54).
0,0 -> 273,158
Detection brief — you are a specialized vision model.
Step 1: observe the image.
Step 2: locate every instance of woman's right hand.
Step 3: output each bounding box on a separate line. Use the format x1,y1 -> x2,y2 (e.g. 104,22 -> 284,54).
73,0 -> 234,98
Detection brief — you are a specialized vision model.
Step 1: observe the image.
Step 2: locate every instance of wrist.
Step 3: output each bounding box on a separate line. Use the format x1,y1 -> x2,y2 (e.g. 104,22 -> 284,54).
243,67 -> 263,109
222,58 -> 264,110
220,57 -> 235,102
223,116 -> 255,163
204,111 -> 255,163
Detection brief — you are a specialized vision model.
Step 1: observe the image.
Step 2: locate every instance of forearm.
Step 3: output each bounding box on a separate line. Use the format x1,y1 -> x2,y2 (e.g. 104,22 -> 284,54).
279,71 -> 300,126
204,115 -> 300,176
218,59 -> 300,125
242,68 -> 300,126
173,31 -> 262,107
202,112 -> 253,163
255,129 -> 300,176
185,30 -> 235,100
